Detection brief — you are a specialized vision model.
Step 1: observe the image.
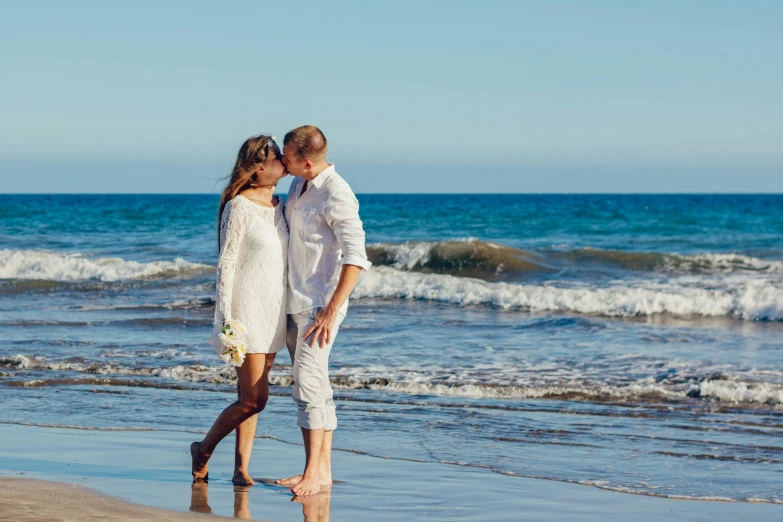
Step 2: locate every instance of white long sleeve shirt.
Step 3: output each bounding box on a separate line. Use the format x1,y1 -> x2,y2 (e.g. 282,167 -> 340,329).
284,165 -> 371,314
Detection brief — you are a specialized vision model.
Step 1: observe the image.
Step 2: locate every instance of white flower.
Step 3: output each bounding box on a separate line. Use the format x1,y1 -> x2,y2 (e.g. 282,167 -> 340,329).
217,319 -> 248,367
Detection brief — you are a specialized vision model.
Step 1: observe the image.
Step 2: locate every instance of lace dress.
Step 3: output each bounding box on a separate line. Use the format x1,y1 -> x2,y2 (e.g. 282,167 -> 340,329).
209,195 -> 288,355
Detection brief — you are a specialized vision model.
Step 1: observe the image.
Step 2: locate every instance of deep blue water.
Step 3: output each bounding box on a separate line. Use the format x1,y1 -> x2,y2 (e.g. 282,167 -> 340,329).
3,194 -> 783,259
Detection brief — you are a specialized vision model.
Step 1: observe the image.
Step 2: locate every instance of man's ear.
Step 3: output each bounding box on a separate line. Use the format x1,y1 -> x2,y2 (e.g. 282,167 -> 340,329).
305,160 -> 313,170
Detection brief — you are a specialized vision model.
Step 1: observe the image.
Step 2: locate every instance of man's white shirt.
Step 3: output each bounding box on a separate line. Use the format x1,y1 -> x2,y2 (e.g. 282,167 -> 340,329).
284,165 -> 371,315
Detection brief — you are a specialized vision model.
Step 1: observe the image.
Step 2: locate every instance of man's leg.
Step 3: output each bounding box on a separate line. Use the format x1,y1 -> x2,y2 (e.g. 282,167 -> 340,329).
279,364 -> 336,486
277,310 -> 343,495
318,429 -> 333,483
276,430 -> 333,487
315,346 -> 337,484
277,315 -> 306,486
294,426 -> 326,496
290,309 -> 331,496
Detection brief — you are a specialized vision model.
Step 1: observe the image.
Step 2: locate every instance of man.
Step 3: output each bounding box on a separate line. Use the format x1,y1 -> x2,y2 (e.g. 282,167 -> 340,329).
276,125 -> 371,496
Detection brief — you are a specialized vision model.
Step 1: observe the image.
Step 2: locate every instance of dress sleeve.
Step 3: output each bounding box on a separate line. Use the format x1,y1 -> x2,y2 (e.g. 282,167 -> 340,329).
216,199 -> 246,324
325,187 -> 372,271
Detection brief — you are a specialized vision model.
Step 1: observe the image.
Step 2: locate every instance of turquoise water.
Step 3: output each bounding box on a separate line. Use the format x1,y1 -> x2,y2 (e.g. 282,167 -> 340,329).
1,194 -> 782,503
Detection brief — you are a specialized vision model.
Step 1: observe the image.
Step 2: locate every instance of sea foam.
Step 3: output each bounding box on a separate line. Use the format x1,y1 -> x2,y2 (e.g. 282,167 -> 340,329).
0,249 -> 213,282
4,354 -> 781,407
4,247 -> 782,321
354,266 -> 783,320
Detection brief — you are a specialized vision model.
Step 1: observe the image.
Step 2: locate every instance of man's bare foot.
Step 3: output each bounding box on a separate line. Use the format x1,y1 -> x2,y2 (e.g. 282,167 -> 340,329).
275,473 -> 332,486
190,441 -> 209,482
292,474 -> 322,496
232,470 -> 255,486
275,474 -> 303,486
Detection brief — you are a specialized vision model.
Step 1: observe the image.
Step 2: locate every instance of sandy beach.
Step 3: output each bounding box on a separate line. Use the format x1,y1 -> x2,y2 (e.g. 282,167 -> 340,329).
0,478 -> 236,522
0,424 -> 779,521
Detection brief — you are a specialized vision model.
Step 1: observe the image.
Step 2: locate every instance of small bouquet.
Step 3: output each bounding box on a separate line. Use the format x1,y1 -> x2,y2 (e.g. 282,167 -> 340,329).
217,320 -> 248,367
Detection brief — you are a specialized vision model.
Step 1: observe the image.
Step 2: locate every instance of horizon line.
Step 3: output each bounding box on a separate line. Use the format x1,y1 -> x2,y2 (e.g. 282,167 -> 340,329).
3,192 -> 783,196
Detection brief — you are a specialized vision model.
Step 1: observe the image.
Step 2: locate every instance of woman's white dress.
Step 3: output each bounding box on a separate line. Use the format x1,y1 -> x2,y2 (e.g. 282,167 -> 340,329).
209,195 -> 288,355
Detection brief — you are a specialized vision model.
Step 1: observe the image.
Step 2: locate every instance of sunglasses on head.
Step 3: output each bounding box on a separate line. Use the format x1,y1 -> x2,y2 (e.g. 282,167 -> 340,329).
265,136 -> 279,155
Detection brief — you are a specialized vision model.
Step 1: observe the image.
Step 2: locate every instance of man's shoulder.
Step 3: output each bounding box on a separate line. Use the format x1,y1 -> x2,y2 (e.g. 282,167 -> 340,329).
323,171 -> 356,197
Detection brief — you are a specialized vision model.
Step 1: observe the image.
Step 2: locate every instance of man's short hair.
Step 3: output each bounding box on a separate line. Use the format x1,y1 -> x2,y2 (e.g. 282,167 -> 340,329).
284,125 -> 328,161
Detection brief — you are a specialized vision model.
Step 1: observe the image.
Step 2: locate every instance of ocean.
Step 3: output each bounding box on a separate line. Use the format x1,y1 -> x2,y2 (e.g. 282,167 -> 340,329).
1,193 -> 781,504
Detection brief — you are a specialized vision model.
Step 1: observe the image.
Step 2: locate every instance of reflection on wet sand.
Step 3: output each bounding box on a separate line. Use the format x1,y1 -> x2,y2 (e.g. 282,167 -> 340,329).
292,485 -> 331,522
189,482 -> 212,515
233,486 -> 252,519
189,481 -> 332,521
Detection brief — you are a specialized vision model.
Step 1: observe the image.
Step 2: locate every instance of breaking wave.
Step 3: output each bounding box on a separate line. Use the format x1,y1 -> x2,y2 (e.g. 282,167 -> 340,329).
4,243 -> 780,286
0,249 -> 213,282
3,246 -> 782,321
367,240 -> 783,280
367,240 -> 552,280
569,249 -> 783,274
354,267 -> 783,321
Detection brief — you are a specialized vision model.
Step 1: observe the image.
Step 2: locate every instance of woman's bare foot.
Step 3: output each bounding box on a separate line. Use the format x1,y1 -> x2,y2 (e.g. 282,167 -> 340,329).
292,473 -> 322,496
190,441 -> 210,482
232,470 -> 255,486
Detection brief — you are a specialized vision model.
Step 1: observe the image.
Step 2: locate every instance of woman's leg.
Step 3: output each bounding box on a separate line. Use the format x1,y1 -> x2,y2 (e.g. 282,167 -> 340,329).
234,380 -> 259,485
191,352 -> 276,481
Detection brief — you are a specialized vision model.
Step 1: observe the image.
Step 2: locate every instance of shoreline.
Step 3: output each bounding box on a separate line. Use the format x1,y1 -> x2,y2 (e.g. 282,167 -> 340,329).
6,420 -> 781,505
0,478 -> 235,522
0,424 -> 780,521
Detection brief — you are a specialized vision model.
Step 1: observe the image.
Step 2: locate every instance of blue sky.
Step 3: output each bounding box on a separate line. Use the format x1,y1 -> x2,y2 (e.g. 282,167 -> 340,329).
1,1 -> 781,193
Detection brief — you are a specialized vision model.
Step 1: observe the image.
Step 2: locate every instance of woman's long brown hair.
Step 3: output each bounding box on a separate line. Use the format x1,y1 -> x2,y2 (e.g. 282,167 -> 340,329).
217,134 -> 276,250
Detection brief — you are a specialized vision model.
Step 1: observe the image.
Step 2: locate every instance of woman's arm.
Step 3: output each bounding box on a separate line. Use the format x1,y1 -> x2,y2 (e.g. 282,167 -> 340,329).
216,200 -> 246,324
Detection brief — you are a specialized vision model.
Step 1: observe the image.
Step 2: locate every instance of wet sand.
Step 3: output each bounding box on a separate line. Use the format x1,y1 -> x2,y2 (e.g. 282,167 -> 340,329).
0,478 -> 235,521
0,424 -> 779,521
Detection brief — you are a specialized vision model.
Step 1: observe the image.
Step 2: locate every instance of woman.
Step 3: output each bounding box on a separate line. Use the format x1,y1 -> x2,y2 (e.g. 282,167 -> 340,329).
191,134 -> 289,486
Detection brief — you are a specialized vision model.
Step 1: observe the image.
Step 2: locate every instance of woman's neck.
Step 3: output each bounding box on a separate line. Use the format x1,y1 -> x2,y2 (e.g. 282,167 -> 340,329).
240,185 -> 277,207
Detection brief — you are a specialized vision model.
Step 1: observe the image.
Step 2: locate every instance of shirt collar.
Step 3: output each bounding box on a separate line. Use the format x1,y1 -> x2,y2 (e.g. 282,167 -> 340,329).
308,164 -> 335,189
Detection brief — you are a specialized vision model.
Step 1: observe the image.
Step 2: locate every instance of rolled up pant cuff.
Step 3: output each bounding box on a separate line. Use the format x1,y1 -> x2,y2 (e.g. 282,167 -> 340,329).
296,410 -> 337,431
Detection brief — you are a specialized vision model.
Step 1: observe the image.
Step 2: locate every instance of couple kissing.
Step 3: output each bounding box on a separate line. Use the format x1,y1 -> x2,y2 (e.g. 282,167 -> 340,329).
190,125 -> 371,497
